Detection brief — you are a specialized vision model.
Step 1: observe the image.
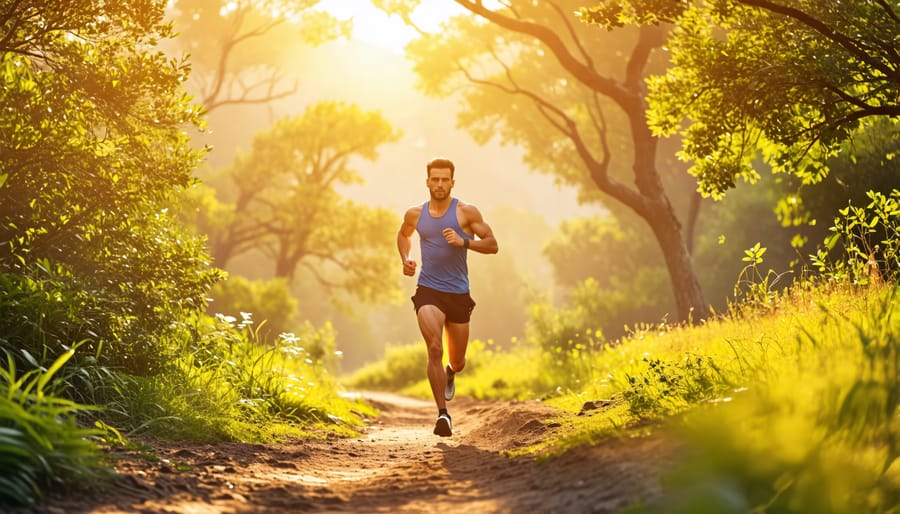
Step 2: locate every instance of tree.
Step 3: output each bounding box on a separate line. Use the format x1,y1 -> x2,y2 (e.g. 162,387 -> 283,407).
199,101 -> 402,301
169,0 -> 350,112
0,0 -> 219,372
579,0 -> 900,198
542,215 -> 674,339
377,0 -> 708,321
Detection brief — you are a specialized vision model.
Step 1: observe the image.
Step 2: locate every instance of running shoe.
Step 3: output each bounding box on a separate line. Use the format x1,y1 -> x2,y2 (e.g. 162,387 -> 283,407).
444,364 -> 456,401
433,413 -> 452,437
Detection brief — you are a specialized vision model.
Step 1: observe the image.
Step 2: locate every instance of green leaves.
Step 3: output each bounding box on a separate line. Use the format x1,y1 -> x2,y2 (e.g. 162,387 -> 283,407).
812,189 -> 900,285
0,0 -> 219,375
637,0 -> 900,196
201,101 -> 401,302
0,349 -> 104,506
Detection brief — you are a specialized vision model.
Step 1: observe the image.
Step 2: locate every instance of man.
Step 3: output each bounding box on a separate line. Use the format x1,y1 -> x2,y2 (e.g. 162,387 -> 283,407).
397,157 -> 499,437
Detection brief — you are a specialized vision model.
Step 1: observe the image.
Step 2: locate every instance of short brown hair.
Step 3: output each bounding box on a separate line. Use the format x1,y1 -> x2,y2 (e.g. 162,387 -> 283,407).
426,157 -> 455,178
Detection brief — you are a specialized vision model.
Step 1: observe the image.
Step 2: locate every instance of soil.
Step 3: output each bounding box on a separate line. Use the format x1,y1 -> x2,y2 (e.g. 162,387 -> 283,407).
8,392 -> 676,514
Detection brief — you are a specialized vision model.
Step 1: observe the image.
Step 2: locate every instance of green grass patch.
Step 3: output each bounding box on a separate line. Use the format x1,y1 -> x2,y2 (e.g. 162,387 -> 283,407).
0,347 -> 106,506
104,314 -> 377,443
351,283 -> 899,512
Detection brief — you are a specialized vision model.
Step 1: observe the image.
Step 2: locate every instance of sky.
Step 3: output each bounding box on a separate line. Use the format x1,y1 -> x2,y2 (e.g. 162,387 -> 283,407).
317,0 -> 466,54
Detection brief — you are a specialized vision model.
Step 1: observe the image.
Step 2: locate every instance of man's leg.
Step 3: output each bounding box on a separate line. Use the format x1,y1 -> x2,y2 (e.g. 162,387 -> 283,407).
416,305 -> 447,410
445,321 -> 469,374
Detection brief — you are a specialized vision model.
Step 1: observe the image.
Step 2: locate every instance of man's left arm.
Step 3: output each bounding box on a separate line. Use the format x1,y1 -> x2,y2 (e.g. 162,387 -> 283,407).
464,205 -> 498,255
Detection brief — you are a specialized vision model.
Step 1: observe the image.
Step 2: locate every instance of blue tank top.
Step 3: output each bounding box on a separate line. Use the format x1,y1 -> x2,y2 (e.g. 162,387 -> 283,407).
417,198 -> 471,294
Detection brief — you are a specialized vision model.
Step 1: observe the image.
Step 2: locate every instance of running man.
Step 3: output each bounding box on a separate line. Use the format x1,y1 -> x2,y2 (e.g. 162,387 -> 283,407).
397,157 -> 499,437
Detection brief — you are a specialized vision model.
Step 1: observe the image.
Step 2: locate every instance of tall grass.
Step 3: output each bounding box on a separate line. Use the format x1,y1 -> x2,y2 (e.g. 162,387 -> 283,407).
637,286 -> 900,513
99,313 -> 375,442
0,308 -> 375,507
0,346 -> 105,506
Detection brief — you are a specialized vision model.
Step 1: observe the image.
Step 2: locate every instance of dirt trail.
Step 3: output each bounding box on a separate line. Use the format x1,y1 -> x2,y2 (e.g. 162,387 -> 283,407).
12,393 -> 674,514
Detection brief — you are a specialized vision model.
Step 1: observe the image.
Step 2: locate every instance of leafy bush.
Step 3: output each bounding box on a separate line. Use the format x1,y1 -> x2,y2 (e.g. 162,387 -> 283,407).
207,276 -> 298,343
343,342 -> 425,391
813,189 -> 900,286
0,1 -> 220,376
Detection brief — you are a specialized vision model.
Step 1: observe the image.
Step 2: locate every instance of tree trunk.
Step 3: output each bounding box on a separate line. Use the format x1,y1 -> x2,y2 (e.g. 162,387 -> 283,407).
627,97 -> 708,322
645,201 -> 709,322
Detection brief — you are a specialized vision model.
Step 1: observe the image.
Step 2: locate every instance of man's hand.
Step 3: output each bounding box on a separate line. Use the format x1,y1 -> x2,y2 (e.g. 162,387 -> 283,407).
402,257 -> 417,276
442,228 -> 465,247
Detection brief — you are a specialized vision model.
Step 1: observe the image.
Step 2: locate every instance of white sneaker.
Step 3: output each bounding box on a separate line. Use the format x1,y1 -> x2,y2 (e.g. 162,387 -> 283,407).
444,364 -> 456,401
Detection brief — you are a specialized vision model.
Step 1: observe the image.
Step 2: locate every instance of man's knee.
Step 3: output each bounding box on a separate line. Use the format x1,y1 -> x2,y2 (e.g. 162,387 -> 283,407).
425,339 -> 443,362
449,357 -> 466,372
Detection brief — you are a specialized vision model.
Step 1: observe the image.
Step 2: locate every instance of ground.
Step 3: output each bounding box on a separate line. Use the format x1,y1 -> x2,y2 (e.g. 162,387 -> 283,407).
9,393 -> 675,514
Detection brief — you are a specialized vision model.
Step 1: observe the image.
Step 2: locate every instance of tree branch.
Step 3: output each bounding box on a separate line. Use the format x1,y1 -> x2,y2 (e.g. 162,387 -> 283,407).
454,0 -> 634,107
456,53 -> 648,216
738,0 -> 899,81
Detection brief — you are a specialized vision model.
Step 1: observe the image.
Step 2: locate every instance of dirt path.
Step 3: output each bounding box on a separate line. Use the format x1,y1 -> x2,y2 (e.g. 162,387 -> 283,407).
13,393 -> 674,514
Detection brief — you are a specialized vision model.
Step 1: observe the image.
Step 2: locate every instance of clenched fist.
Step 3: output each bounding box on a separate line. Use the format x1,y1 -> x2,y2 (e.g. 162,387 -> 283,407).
442,228 -> 465,247
402,257 -> 417,276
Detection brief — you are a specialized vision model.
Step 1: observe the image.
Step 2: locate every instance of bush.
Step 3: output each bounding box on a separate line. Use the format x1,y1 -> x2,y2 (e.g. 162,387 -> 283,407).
813,189 -> 900,286
207,276 -> 298,343
343,342 -> 425,391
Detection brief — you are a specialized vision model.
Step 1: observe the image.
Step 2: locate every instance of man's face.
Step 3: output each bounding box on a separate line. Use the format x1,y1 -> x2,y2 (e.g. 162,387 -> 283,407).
426,167 -> 454,200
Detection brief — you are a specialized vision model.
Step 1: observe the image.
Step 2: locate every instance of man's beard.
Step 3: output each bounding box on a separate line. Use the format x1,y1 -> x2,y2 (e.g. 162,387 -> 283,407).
430,189 -> 450,200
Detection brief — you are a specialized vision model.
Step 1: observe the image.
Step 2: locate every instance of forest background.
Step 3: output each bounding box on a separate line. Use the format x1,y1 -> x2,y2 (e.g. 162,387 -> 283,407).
170,0 -> 892,372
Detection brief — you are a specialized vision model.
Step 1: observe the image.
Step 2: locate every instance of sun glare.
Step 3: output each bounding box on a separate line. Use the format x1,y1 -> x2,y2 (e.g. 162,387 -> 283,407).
317,0 -> 466,53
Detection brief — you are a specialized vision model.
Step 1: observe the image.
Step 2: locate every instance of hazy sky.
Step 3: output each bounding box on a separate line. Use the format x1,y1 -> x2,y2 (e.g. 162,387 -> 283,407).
317,0 -> 467,54
202,2 -> 607,227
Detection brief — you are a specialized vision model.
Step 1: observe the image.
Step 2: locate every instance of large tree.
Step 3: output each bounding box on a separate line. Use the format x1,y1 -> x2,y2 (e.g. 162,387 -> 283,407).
579,0 -> 900,198
377,0 -> 708,321
198,101 -> 402,301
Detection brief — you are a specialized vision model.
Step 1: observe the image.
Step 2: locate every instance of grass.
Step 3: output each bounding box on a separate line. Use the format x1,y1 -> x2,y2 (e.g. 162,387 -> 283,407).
105,314 -> 378,443
0,347 -> 106,506
0,313 -> 377,507
346,282 -> 899,512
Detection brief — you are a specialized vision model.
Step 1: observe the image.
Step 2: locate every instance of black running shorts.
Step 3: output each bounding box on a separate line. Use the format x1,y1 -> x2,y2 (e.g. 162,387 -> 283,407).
411,285 -> 476,324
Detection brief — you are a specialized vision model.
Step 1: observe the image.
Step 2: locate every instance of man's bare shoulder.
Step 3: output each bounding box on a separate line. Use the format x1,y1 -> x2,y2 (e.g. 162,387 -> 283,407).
403,204 -> 424,223
456,200 -> 484,217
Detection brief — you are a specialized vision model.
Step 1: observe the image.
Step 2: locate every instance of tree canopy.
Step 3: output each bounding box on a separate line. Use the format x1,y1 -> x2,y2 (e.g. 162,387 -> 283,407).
169,0 -> 350,111
581,0 -> 900,197
194,101 -> 402,302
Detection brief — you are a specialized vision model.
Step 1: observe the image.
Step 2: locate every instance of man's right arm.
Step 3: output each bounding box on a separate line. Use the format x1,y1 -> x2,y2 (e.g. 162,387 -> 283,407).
397,207 -> 419,276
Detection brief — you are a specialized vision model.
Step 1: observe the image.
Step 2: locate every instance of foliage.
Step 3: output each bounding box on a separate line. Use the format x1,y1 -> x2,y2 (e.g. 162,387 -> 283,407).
0,348 -> 105,506
195,101 -> 402,302
579,0 -> 900,197
100,312 -> 364,441
382,0 -> 708,320
791,118 -> 900,237
207,275 -> 299,343
635,287 -> 900,514
622,353 -> 727,417
343,342 -> 425,392
0,0 -> 221,375
170,0 -> 351,110
813,189 -> 900,286
730,242 -> 791,313
541,215 -> 676,340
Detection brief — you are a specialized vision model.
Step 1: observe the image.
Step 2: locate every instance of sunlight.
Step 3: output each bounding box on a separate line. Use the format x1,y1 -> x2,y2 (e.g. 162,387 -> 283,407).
317,0 -> 466,53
